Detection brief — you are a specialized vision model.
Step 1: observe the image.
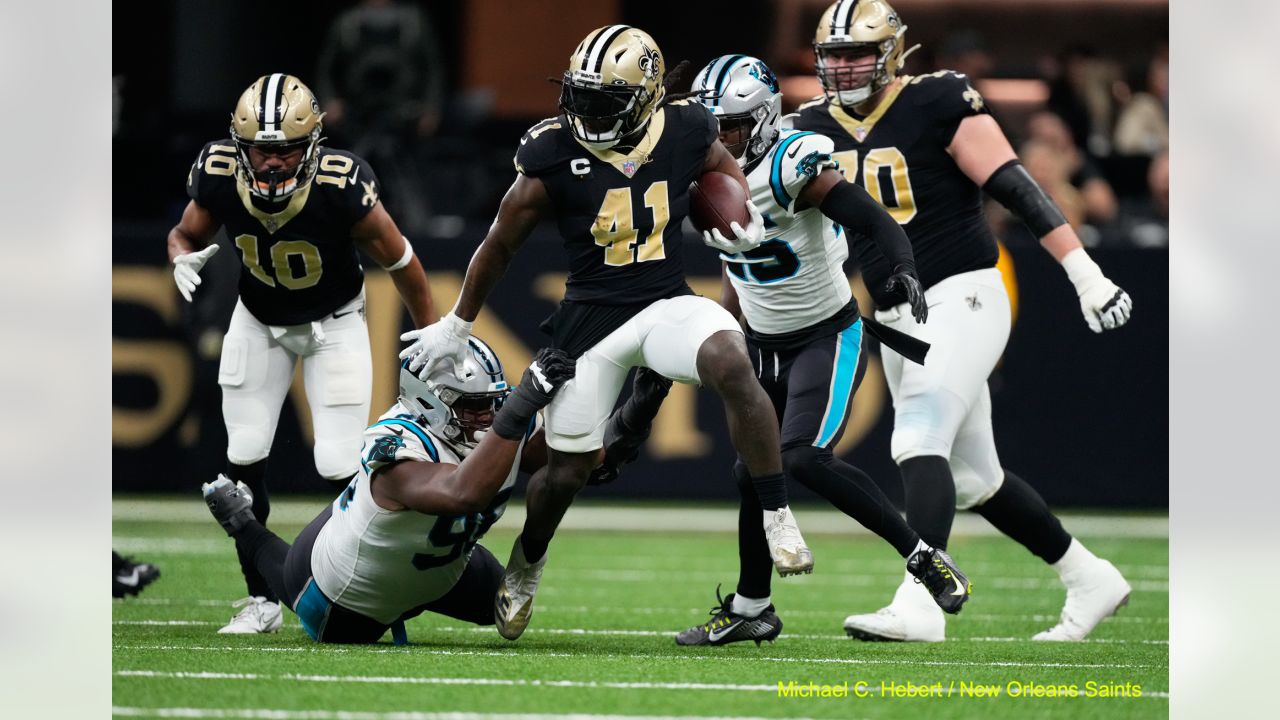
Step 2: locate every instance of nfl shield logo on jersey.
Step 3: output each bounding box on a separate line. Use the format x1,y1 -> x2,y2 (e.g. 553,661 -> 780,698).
854,127 -> 868,142
622,160 -> 637,177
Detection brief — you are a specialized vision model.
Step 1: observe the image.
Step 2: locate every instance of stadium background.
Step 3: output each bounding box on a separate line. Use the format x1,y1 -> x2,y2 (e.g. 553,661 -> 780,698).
112,0 -> 1168,508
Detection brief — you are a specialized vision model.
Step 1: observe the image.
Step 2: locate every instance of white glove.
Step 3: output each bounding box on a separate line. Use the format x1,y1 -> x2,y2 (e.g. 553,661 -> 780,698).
1061,248 -> 1133,333
172,245 -> 220,302
398,312 -> 474,381
701,199 -> 765,254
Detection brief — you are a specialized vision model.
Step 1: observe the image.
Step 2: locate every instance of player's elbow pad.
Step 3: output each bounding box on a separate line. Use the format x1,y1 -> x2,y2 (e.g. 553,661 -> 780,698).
982,160 -> 1068,238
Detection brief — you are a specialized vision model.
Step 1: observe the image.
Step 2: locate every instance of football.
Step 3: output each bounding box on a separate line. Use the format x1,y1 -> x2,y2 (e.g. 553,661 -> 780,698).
689,171 -> 750,237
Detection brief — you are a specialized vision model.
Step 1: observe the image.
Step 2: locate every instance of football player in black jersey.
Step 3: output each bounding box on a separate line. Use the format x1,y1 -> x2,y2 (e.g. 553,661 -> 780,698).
166,73 -> 437,634
400,25 -> 813,641
794,1 -> 1133,642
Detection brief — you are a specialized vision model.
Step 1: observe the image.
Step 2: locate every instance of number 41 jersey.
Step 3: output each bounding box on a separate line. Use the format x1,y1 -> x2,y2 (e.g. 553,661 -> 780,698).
790,71 -> 998,310
727,129 -> 851,337
309,404 -> 533,625
186,141 -> 381,326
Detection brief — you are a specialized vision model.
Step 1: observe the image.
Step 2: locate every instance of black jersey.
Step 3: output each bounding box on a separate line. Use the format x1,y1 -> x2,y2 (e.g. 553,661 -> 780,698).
513,100 -> 718,306
791,71 -> 998,310
186,141 -> 379,325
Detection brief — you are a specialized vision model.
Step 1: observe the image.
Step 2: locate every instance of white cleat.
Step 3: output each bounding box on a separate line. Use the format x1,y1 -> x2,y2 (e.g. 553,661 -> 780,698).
1033,559 -> 1132,641
494,536 -> 546,641
764,506 -> 814,576
217,596 -> 282,634
843,573 -> 945,642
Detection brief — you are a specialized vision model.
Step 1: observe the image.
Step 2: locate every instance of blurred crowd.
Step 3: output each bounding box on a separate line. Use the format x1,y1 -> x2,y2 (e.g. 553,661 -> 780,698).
113,1 -> 1167,250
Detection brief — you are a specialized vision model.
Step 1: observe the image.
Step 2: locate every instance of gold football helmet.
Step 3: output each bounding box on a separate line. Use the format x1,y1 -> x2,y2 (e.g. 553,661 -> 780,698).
560,25 -> 665,150
230,73 -> 324,202
814,0 -> 917,106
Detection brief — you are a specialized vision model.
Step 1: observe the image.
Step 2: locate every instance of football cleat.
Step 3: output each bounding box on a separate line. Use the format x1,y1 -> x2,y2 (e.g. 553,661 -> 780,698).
844,574 -> 945,642
1033,559 -> 1131,641
218,596 -> 283,634
764,506 -> 814,576
676,586 -> 783,646
494,536 -> 546,641
202,475 -> 256,536
113,553 -> 160,599
906,545 -> 972,614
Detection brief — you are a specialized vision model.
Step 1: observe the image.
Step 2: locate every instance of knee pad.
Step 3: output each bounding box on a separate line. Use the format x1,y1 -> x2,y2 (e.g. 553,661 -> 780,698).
781,445 -> 826,483
951,455 -> 1005,510
889,391 -> 968,463
226,427 -> 273,466
314,444 -> 360,482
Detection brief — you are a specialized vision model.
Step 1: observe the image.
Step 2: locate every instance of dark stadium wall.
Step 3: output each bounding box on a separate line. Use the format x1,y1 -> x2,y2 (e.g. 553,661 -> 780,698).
112,225 -> 1168,509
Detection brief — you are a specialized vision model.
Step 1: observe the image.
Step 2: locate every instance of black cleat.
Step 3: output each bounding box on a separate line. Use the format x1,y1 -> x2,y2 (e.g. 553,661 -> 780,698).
675,585 -> 783,646
113,553 -> 160,598
907,546 -> 972,614
202,475 -> 256,536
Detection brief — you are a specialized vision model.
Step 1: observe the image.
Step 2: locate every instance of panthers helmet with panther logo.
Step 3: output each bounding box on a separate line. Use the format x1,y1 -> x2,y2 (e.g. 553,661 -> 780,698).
560,25 -> 666,150
398,336 -> 510,457
692,55 -> 782,169
814,0 -> 917,107
229,73 -> 324,203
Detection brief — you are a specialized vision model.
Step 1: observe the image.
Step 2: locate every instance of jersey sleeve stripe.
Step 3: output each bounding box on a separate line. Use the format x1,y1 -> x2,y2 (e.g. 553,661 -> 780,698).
370,419 -> 439,462
769,132 -> 814,208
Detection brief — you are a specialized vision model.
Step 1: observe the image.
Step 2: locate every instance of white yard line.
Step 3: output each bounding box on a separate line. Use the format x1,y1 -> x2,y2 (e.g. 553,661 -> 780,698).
111,709 -> 806,720
113,499 -> 1169,538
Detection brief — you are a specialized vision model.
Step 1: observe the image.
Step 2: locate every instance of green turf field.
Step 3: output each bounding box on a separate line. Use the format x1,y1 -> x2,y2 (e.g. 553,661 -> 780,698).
112,498 -> 1168,719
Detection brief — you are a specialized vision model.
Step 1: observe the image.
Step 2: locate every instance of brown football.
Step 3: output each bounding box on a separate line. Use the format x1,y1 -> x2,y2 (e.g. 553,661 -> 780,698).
689,171 -> 750,237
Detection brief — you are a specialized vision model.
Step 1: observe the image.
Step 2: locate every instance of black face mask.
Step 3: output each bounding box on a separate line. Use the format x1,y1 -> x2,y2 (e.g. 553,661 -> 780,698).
559,79 -> 646,140
716,113 -> 756,159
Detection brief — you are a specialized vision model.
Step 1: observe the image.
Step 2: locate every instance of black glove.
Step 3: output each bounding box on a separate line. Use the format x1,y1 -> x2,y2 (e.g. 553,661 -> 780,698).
492,348 -> 576,440
884,266 -> 928,324
588,368 -> 673,486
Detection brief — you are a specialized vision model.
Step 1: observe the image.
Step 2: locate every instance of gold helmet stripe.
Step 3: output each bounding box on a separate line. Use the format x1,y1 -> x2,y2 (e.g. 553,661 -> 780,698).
583,24 -> 631,73
831,0 -> 860,37
259,73 -> 287,133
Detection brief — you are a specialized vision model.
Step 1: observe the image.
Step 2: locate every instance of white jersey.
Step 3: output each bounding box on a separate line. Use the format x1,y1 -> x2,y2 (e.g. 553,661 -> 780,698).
310,403 -> 532,624
729,129 -> 851,336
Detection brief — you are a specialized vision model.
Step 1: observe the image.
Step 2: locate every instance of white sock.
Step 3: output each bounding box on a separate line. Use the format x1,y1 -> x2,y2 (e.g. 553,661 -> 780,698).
909,538 -> 931,557
1050,538 -> 1098,582
731,593 -> 770,617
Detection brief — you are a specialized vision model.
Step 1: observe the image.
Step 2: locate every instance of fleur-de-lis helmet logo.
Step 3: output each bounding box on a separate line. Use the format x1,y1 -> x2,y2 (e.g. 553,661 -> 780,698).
638,43 -> 661,80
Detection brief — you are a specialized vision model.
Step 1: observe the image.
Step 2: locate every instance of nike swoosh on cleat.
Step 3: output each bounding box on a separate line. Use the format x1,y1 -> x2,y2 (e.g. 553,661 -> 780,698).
116,568 -> 142,587
707,619 -> 744,642
951,581 -> 967,596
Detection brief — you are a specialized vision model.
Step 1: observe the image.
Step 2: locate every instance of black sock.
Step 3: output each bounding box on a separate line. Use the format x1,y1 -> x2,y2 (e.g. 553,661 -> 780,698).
900,456 -> 956,550
733,463 -> 773,600
231,520 -> 292,604
973,470 -> 1072,564
520,533 -> 550,565
751,472 -> 788,511
785,446 -> 919,558
113,551 -> 124,573
226,459 -> 276,601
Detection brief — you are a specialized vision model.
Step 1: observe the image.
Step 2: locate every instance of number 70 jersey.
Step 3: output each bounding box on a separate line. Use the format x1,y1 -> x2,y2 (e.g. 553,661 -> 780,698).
726,129 -> 852,336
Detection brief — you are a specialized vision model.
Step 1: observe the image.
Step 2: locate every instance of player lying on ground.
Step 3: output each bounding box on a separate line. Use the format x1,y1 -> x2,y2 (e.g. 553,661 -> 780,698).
400,25 -> 816,642
593,56 -> 972,647
169,73 -> 437,634
797,0 -> 1132,641
203,342 -> 574,643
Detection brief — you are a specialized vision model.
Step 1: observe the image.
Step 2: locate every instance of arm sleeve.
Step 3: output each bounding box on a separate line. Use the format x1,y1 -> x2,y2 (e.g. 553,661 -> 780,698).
819,179 -> 916,273
771,132 -> 839,214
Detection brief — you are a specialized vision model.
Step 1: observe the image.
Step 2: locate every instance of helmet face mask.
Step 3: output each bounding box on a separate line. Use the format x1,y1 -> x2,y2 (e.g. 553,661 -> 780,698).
562,25 -> 665,150
692,56 -> 782,169
230,73 -> 324,203
813,0 -> 914,107
397,337 -> 510,457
